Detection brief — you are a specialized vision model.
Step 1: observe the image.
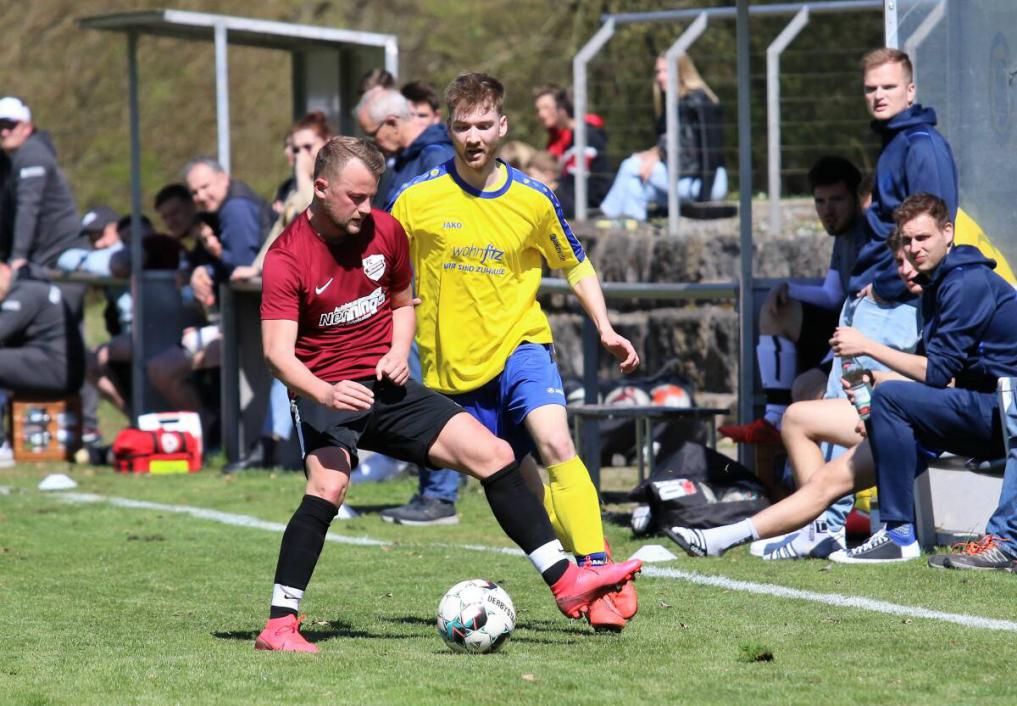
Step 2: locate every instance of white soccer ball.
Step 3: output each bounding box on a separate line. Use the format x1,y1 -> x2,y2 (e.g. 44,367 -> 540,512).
436,579 -> 515,654
604,384 -> 651,407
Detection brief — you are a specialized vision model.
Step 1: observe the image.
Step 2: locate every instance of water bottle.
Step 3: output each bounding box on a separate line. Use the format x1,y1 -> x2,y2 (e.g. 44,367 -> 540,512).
842,356 -> 873,420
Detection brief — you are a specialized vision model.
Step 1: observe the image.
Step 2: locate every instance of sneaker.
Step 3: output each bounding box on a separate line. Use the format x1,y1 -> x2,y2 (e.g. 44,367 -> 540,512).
750,531 -> 791,557
603,539 -> 638,619
380,495 -> 458,526
926,553 -> 951,569
828,527 -> 920,564
760,520 -> 846,561
254,614 -> 318,653
940,535 -> 1017,571
718,418 -> 782,445
663,526 -> 713,557
551,559 -> 642,619
223,438 -> 276,475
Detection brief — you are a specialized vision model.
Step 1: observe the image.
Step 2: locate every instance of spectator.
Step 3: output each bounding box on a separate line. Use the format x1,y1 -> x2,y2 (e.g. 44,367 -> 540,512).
599,54 -> 728,221
355,88 -> 455,206
532,84 -> 611,217
721,157 -> 867,443
525,151 -> 561,192
146,159 -> 270,441
498,140 -> 538,172
272,133 -> 297,216
225,112 -> 333,473
401,80 -> 442,129
357,67 -> 395,97
0,261 -> 85,464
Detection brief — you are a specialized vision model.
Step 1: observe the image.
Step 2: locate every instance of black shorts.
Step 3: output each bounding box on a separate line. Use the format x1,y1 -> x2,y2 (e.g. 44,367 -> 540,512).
292,378 -> 464,471
797,302 -> 840,372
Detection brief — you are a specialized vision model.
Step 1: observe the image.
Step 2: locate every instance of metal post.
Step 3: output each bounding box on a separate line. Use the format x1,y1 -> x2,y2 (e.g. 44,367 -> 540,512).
127,31 -> 145,422
214,23 -> 231,173
884,0 -> 899,48
581,315 -> 601,489
766,6 -> 809,237
666,11 -> 709,237
572,18 -> 615,221
903,0 -> 946,85
384,37 -> 399,78
736,0 -> 755,466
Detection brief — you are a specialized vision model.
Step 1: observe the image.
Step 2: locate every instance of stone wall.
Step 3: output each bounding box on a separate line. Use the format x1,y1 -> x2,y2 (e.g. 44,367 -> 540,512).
542,199 -> 836,395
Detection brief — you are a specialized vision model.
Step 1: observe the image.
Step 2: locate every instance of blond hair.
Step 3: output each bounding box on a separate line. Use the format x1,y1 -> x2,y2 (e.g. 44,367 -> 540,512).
653,53 -> 718,118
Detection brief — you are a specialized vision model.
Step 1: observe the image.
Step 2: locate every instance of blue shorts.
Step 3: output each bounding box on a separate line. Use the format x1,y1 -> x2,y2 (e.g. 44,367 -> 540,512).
447,343 -> 567,462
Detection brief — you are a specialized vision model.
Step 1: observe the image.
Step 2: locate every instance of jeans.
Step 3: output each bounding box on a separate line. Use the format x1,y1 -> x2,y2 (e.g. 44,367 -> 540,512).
821,295 -> 920,529
261,378 -> 294,440
869,381 -> 1003,528
983,379 -> 1017,555
409,340 -> 460,503
599,155 -> 728,221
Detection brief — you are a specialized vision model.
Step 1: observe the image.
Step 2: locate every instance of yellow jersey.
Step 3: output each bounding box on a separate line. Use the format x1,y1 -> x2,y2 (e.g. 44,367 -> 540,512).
389,158 -> 595,394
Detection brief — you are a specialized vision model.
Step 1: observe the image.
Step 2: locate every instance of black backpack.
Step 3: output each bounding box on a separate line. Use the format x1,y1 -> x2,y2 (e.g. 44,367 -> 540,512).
628,441 -> 769,534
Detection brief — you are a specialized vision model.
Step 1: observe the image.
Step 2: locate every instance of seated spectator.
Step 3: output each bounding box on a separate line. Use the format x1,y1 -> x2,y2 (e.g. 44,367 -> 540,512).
599,54 -> 728,221
0,261 -> 85,461
401,80 -> 442,129
498,140 -> 537,172
525,150 -> 561,192
532,84 -> 610,217
355,88 -> 455,206
721,157 -> 867,444
146,159 -> 270,443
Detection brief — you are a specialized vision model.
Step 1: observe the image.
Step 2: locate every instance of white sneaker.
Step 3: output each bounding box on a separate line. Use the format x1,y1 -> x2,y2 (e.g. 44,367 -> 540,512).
750,531 -> 791,557
760,520 -> 846,560
828,526 -> 920,564
0,442 -> 13,469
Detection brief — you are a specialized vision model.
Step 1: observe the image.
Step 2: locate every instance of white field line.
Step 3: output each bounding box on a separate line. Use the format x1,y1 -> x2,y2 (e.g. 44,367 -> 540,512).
44,490 -> 1017,633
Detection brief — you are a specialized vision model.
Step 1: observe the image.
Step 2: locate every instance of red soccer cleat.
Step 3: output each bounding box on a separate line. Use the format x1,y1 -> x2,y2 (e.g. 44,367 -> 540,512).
587,593 -> 628,632
254,614 -> 318,653
603,539 -> 638,619
551,558 -> 642,619
718,418 -> 782,445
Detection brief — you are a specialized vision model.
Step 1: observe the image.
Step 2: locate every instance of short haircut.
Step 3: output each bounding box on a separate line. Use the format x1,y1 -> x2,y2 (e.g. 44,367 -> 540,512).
314,136 -> 386,181
182,156 -> 225,180
861,47 -> 913,83
355,88 -> 411,124
446,72 -> 505,118
533,84 -> 573,118
401,81 -> 440,111
154,183 -> 192,209
807,156 -> 862,197
893,192 -> 951,231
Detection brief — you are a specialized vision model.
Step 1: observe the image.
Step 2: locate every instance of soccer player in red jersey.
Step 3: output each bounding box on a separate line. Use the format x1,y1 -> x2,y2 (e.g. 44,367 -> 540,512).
253,136 -> 641,653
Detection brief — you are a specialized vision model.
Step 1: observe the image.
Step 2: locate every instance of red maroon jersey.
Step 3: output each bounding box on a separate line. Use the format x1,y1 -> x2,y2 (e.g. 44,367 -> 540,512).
260,209 -> 413,382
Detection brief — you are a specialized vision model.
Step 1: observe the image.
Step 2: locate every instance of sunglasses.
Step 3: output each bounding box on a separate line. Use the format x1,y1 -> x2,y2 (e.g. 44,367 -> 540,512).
363,116 -> 397,139
290,143 -> 316,155
0,119 -> 20,132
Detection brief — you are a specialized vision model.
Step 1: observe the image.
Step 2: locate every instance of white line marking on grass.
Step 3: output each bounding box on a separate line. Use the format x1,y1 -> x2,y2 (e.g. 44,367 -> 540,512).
54,492 -> 1017,633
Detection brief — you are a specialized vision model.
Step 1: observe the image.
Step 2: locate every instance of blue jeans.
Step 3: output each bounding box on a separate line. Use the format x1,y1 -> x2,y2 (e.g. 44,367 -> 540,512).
409,340 -> 460,503
987,382 -> 1017,553
869,381 -> 1003,531
820,296 -> 920,529
599,155 -> 728,221
261,378 -> 294,440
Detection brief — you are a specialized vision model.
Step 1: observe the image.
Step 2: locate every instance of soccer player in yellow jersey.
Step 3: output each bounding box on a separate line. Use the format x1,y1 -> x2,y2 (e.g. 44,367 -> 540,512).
390,72 -> 640,631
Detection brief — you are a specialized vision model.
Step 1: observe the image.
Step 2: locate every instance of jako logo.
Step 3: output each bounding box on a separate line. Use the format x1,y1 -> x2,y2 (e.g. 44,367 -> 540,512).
443,221 -> 463,229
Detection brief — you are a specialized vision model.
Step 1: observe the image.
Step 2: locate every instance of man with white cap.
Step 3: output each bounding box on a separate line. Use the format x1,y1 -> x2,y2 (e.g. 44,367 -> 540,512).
0,96 -> 85,274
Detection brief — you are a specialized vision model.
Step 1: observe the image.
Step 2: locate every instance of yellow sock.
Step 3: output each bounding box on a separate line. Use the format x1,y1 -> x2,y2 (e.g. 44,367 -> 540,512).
547,456 -> 604,558
542,484 -> 574,553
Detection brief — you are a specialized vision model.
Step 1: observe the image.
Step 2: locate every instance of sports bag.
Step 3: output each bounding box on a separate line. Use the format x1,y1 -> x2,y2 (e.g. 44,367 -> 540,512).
628,441 -> 769,535
112,428 -> 202,474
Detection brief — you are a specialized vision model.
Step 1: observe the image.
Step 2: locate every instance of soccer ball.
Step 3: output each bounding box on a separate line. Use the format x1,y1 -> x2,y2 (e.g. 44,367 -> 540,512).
436,579 -> 515,654
604,384 -> 651,407
651,383 -> 692,408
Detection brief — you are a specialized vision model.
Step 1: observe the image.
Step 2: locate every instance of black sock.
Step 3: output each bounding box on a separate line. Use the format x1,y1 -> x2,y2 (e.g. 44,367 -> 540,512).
482,464 -> 569,585
269,494 -> 339,618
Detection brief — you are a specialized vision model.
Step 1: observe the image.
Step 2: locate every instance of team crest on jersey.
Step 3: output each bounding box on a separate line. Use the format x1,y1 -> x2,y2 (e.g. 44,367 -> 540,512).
362,254 -> 386,282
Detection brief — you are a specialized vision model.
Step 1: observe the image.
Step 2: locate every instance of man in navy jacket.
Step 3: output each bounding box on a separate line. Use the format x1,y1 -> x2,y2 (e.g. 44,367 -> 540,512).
832,194 -> 1017,566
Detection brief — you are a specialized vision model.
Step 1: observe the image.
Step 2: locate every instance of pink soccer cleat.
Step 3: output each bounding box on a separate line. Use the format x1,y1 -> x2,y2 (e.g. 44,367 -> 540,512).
551,558 -> 642,619
254,614 -> 318,653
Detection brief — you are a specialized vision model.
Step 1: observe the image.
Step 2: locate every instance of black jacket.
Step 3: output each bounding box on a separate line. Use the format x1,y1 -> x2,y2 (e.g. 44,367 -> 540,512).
0,131 -> 86,266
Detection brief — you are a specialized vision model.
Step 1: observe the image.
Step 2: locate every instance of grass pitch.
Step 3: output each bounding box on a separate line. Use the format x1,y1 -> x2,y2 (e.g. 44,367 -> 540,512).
2,464 -> 1017,705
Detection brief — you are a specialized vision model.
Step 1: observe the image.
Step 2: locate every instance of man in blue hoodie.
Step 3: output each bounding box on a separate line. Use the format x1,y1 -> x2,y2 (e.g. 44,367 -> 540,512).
355,86 -> 462,524
831,193 -> 1017,565
356,87 -> 455,207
